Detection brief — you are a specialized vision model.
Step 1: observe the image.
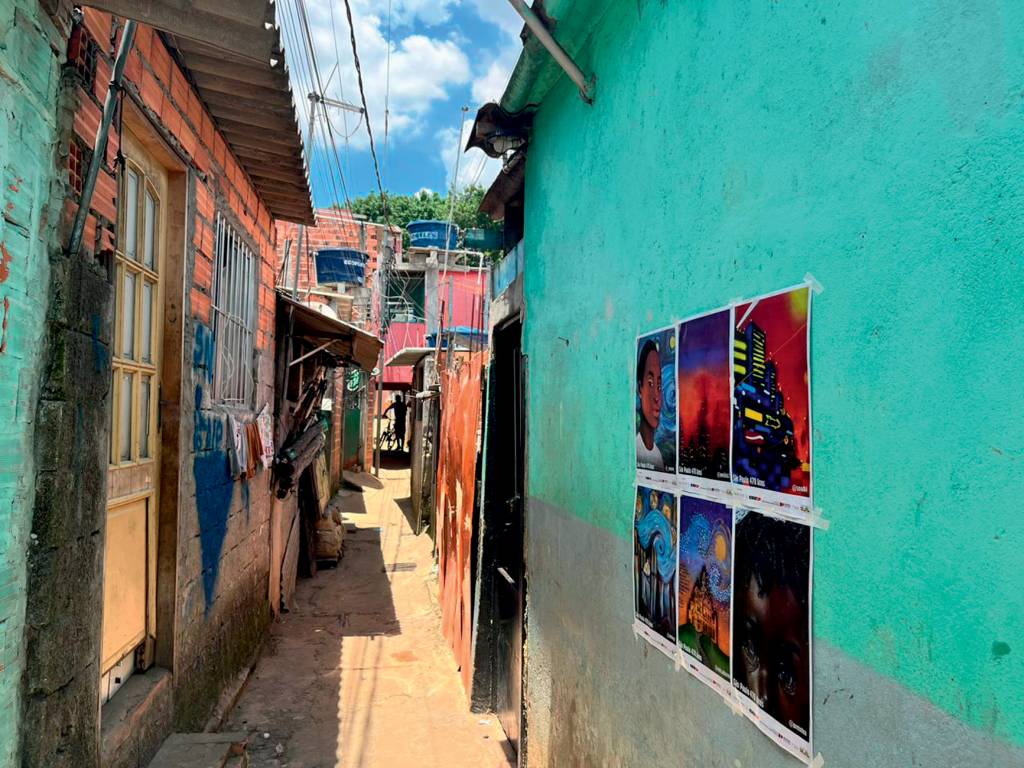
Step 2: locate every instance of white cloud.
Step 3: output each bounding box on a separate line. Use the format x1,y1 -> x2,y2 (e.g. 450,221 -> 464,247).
281,0 -> 472,155
279,0 -> 522,196
466,0 -> 523,41
437,117 -> 501,192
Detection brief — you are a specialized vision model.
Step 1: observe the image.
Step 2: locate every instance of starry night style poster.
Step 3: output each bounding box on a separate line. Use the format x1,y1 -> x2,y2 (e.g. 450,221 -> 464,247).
731,287 -> 812,510
677,496 -> 732,691
635,326 -> 677,478
677,309 -> 732,495
633,485 -> 678,655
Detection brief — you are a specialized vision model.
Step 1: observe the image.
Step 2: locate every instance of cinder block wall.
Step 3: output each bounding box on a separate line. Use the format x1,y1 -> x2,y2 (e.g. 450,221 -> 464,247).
20,7 -> 283,766
0,2 -> 68,766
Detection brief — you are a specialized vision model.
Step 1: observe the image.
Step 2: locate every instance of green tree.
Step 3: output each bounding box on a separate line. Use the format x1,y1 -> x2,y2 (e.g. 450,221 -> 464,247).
345,186 -> 497,260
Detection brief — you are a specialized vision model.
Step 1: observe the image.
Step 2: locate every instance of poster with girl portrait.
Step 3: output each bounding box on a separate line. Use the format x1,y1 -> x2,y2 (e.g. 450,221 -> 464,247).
731,508 -> 812,763
633,484 -> 678,658
635,326 -> 677,481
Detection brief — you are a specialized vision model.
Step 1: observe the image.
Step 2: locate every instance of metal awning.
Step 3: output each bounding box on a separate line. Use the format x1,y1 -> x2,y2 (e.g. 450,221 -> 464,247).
88,1 -> 314,224
386,347 -> 434,368
278,292 -> 382,372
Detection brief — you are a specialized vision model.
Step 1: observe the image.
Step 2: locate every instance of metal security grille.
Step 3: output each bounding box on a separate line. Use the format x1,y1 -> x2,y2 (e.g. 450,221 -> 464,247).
212,214 -> 256,404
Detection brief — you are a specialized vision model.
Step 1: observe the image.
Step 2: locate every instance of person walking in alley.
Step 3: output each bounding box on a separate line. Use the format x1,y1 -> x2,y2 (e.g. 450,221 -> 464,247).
384,392 -> 409,452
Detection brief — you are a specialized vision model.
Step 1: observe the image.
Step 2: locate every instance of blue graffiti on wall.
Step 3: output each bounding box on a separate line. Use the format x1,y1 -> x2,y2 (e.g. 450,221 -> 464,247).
193,386 -> 225,452
191,321 -> 232,611
193,322 -> 215,383
193,447 -> 233,610
91,314 -> 109,372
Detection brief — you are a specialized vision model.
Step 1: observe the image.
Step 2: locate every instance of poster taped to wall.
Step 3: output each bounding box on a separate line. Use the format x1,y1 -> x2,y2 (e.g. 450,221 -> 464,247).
635,326 -> 677,481
633,484 -> 678,658
677,495 -> 732,696
731,286 -> 813,516
677,308 -> 733,498
731,508 -> 812,763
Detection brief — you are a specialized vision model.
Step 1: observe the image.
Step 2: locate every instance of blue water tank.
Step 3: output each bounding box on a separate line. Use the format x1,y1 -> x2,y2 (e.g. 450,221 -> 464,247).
407,219 -> 458,250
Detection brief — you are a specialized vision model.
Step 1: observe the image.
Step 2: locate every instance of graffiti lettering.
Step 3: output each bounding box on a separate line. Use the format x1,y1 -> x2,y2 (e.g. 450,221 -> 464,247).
193,386 -> 225,452
193,322 -> 215,383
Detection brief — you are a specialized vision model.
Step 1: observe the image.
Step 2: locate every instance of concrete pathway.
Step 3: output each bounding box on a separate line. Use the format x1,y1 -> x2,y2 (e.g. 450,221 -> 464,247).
225,466 -> 513,768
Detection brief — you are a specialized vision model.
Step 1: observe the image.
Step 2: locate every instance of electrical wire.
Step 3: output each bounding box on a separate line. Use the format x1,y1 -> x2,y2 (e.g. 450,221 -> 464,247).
341,0 -> 387,219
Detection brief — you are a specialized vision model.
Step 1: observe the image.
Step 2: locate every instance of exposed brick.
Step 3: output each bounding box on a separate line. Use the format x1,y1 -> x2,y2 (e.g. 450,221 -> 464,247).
190,287 -> 211,323
169,66 -> 189,113
140,68 -> 163,112
72,86 -> 101,144
148,36 -> 172,84
81,8 -> 111,50
199,113 -> 215,150
91,169 -> 118,224
179,123 -> 198,160
134,24 -> 153,60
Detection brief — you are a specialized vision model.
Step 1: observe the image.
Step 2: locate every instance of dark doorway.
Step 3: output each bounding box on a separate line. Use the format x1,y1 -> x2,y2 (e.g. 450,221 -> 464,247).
490,319 -> 525,754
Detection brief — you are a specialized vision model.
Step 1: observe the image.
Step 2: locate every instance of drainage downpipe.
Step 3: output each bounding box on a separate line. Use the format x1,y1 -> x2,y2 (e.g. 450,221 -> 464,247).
67,20 -> 137,259
506,0 -> 594,103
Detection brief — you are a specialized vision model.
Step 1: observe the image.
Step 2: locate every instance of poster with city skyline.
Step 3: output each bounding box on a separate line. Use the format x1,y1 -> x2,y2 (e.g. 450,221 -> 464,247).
731,286 -> 812,515
677,309 -> 732,497
677,495 -> 732,694
731,508 -> 812,763
633,485 -> 678,658
635,326 -> 677,480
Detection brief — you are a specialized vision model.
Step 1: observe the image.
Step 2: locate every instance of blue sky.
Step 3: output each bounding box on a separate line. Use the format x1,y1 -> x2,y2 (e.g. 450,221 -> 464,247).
277,0 -> 523,206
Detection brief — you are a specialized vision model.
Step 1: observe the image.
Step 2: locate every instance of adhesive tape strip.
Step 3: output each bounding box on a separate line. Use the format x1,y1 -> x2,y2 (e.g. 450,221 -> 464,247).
809,753 -> 825,768
808,509 -> 831,531
725,693 -> 745,716
803,272 -> 824,294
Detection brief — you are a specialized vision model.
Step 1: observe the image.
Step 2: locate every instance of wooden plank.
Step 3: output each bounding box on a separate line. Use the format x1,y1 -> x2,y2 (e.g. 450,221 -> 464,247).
218,123 -> 304,152
88,0 -> 279,62
174,50 -> 288,90
248,167 -> 312,188
191,70 -> 292,103
201,89 -> 299,120
206,104 -> 299,134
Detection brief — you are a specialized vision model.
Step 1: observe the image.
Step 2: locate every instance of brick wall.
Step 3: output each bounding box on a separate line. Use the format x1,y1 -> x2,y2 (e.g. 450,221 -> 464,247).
19,7 -> 293,766
0,2 -> 68,766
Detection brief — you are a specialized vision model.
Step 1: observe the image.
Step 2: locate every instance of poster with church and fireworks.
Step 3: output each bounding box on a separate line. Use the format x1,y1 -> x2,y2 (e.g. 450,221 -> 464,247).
677,495 -> 733,696
633,485 -> 678,658
677,308 -> 733,498
731,286 -> 812,516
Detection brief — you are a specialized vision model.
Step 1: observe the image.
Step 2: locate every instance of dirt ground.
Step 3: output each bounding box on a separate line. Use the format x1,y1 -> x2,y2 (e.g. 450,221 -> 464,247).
226,466 -> 513,768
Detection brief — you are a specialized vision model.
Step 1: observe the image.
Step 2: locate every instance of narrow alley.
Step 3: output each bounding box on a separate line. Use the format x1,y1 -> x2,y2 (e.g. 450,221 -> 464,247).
226,466 -> 513,768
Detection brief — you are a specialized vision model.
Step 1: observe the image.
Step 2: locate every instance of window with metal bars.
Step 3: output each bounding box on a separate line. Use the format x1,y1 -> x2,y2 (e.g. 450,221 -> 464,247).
212,214 -> 257,405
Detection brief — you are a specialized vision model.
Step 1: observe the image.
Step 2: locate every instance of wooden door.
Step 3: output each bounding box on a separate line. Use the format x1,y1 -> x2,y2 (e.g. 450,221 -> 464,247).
101,129 -> 167,703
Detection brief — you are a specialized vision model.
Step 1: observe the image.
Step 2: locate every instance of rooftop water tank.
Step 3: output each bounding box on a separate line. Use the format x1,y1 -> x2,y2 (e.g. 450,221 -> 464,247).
407,219 -> 458,250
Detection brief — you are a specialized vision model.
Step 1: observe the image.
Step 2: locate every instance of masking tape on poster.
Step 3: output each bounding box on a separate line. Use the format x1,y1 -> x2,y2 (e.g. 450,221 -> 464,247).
810,753 -> 825,768
803,272 -> 824,294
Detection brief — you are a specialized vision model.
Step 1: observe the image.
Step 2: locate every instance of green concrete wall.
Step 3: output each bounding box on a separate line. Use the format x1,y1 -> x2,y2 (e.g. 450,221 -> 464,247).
0,1 -> 64,765
521,1 -> 1023,764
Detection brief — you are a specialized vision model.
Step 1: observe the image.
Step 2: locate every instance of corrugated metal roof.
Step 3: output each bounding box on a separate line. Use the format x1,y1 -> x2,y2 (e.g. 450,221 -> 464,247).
89,0 -> 314,224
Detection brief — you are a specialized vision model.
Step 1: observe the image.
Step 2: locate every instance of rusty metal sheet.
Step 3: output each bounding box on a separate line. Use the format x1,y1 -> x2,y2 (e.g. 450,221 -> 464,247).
434,352 -> 486,691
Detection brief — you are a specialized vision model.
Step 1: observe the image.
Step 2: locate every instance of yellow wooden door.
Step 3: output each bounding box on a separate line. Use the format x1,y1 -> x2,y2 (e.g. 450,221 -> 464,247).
101,128 -> 166,702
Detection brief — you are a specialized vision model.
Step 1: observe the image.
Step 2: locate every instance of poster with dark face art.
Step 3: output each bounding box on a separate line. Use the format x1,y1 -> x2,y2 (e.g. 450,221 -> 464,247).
633,485 -> 678,658
635,326 -> 677,479
732,508 -> 812,763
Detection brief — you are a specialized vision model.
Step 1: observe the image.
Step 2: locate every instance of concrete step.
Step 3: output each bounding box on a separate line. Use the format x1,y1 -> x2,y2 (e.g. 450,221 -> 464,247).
145,733 -> 247,768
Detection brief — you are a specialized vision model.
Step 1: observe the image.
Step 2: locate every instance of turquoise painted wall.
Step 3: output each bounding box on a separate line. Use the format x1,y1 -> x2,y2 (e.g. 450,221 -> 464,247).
0,1 -> 63,764
522,0 -> 1024,761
